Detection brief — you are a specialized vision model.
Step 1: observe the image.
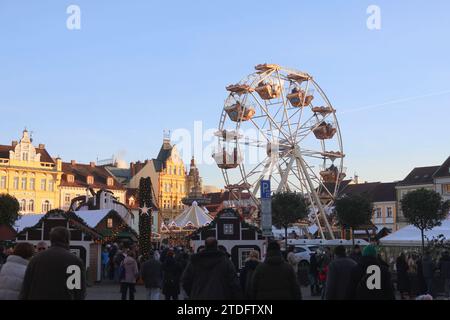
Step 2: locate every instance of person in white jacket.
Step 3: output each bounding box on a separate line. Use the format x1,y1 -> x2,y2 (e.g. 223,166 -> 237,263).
0,242 -> 35,300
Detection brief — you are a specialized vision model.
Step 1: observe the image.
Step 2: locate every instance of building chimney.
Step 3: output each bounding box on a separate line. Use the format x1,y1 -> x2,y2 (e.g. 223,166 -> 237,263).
71,160 -> 76,166
130,162 -> 136,177
12,141 -> 18,147
38,144 -> 45,149
90,161 -> 96,168
354,174 -> 359,184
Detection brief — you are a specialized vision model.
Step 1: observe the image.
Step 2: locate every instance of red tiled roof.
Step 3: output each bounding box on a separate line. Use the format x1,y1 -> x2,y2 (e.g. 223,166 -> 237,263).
61,162 -> 125,190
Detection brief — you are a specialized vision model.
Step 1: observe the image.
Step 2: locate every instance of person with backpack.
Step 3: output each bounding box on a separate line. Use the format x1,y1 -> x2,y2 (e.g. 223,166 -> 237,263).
239,250 -> 260,299
346,245 -> 395,300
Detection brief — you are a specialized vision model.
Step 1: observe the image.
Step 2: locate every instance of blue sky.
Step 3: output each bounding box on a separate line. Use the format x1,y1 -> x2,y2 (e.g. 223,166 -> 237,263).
0,0 -> 449,187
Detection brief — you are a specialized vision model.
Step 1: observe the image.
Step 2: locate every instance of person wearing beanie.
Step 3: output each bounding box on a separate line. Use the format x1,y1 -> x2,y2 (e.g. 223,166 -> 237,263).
346,245 -> 395,300
362,245 -> 377,257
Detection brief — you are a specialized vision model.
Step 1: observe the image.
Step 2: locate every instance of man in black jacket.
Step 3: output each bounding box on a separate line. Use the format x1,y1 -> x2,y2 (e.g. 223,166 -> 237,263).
181,237 -> 242,300
325,245 -> 357,300
19,227 -> 86,300
251,241 -> 302,300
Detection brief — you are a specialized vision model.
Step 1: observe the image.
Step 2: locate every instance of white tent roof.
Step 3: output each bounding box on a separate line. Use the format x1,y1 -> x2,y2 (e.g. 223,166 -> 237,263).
14,214 -> 44,232
380,219 -> 450,246
170,202 -> 212,228
74,209 -> 112,228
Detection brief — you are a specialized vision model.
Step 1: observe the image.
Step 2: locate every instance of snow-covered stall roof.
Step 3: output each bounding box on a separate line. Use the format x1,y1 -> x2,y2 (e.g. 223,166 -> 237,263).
14,214 -> 44,232
74,209 -> 112,228
380,219 -> 450,246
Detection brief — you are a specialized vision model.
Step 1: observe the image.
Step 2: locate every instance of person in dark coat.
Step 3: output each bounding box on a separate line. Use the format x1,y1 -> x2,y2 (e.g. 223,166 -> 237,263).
239,250 -> 260,299
346,245 -> 395,300
140,250 -> 163,300
308,252 -> 320,296
396,252 -> 410,299
421,251 -> 435,296
251,241 -> 302,300
325,245 -> 357,300
162,250 -> 182,300
438,251 -> 450,298
19,227 -> 86,300
181,237 -> 242,300
349,245 -> 362,264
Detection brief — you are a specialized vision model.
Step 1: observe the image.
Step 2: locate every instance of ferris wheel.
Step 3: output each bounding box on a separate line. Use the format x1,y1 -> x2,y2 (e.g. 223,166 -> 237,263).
213,64 -> 345,239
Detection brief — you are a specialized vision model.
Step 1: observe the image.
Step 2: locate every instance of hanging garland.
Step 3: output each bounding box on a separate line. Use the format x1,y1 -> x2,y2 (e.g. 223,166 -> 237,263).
138,177 -> 155,260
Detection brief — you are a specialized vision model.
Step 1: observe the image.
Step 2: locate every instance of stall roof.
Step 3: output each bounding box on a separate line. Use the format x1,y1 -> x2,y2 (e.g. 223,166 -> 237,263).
14,214 -> 44,232
73,209 -> 112,228
380,219 -> 450,246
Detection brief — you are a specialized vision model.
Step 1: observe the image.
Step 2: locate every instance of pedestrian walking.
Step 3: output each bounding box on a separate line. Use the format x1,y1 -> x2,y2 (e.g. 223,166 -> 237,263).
181,237 -> 242,300
0,243 -> 34,300
308,252 -> 320,296
422,251 -> 435,296
19,227 -> 86,300
101,247 -> 109,280
325,245 -> 357,300
162,250 -> 182,300
396,252 -> 410,299
239,250 -> 260,299
251,241 -> 301,300
438,251 -> 450,299
141,250 -> 163,300
346,245 -> 395,300
120,251 -> 139,300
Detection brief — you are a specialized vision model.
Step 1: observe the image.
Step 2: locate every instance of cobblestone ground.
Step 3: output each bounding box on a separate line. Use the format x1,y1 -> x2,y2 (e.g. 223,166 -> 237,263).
86,281 -> 320,300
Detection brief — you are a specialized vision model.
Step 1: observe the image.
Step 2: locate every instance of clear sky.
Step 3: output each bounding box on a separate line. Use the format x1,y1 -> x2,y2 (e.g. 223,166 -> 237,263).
1,0 -> 449,188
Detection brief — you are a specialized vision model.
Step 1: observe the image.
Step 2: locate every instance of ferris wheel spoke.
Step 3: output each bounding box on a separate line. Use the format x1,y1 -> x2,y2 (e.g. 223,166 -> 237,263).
249,92 -> 291,141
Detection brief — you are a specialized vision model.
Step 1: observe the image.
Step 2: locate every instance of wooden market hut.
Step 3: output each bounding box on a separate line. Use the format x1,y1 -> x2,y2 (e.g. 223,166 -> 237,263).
189,207 -> 265,272
15,210 -> 103,283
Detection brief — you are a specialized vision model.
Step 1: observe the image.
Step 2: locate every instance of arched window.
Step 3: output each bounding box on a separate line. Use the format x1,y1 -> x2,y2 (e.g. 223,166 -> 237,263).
42,200 -> 51,213
20,199 -> 26,212
28,200 -> 34,212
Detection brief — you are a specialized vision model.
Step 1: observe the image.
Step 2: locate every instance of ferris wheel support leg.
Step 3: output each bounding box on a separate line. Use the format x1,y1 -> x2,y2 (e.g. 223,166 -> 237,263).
294,151 -> 335,240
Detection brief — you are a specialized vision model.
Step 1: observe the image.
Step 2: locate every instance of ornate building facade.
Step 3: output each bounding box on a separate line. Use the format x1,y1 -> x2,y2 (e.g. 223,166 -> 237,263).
0,130 -> 63,214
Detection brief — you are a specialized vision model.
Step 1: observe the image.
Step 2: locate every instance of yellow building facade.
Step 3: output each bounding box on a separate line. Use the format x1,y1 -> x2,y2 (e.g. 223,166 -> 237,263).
0,130 -> 62,214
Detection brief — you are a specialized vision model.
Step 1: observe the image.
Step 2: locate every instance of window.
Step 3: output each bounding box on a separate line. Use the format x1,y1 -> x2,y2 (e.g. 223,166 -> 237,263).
13,177 -> 19,189
445,184 -> 450,194
223,224 -> 234,235
64,194 -> 71,206
173,168 -> 177,175
107,218 -> 113,229
387,207 -> 393,218
107,177 -> 114,186
42,200 -> 51,213
48,180 -> 54,192
20,199 -> 26,212
28,200 -> 34,212
375,208 -> 382,219
67,175 -> 75,183
87,176 -> 94,185
238,248 -> 254,269
30,178 -> 35,190
0,176 -> 6,189
21,177 -> 27,190
22,152 -> 28,161
41,179 -> 47,191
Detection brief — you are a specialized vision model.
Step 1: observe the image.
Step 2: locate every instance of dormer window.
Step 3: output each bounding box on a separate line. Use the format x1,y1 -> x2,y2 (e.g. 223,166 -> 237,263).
87,176 -> 94,185
67,175 -> 75,183
107,177 -> 114,187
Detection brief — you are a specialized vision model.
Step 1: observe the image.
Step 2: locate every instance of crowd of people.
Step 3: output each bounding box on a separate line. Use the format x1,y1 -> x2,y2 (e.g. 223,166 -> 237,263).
2,227 -> 450,300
